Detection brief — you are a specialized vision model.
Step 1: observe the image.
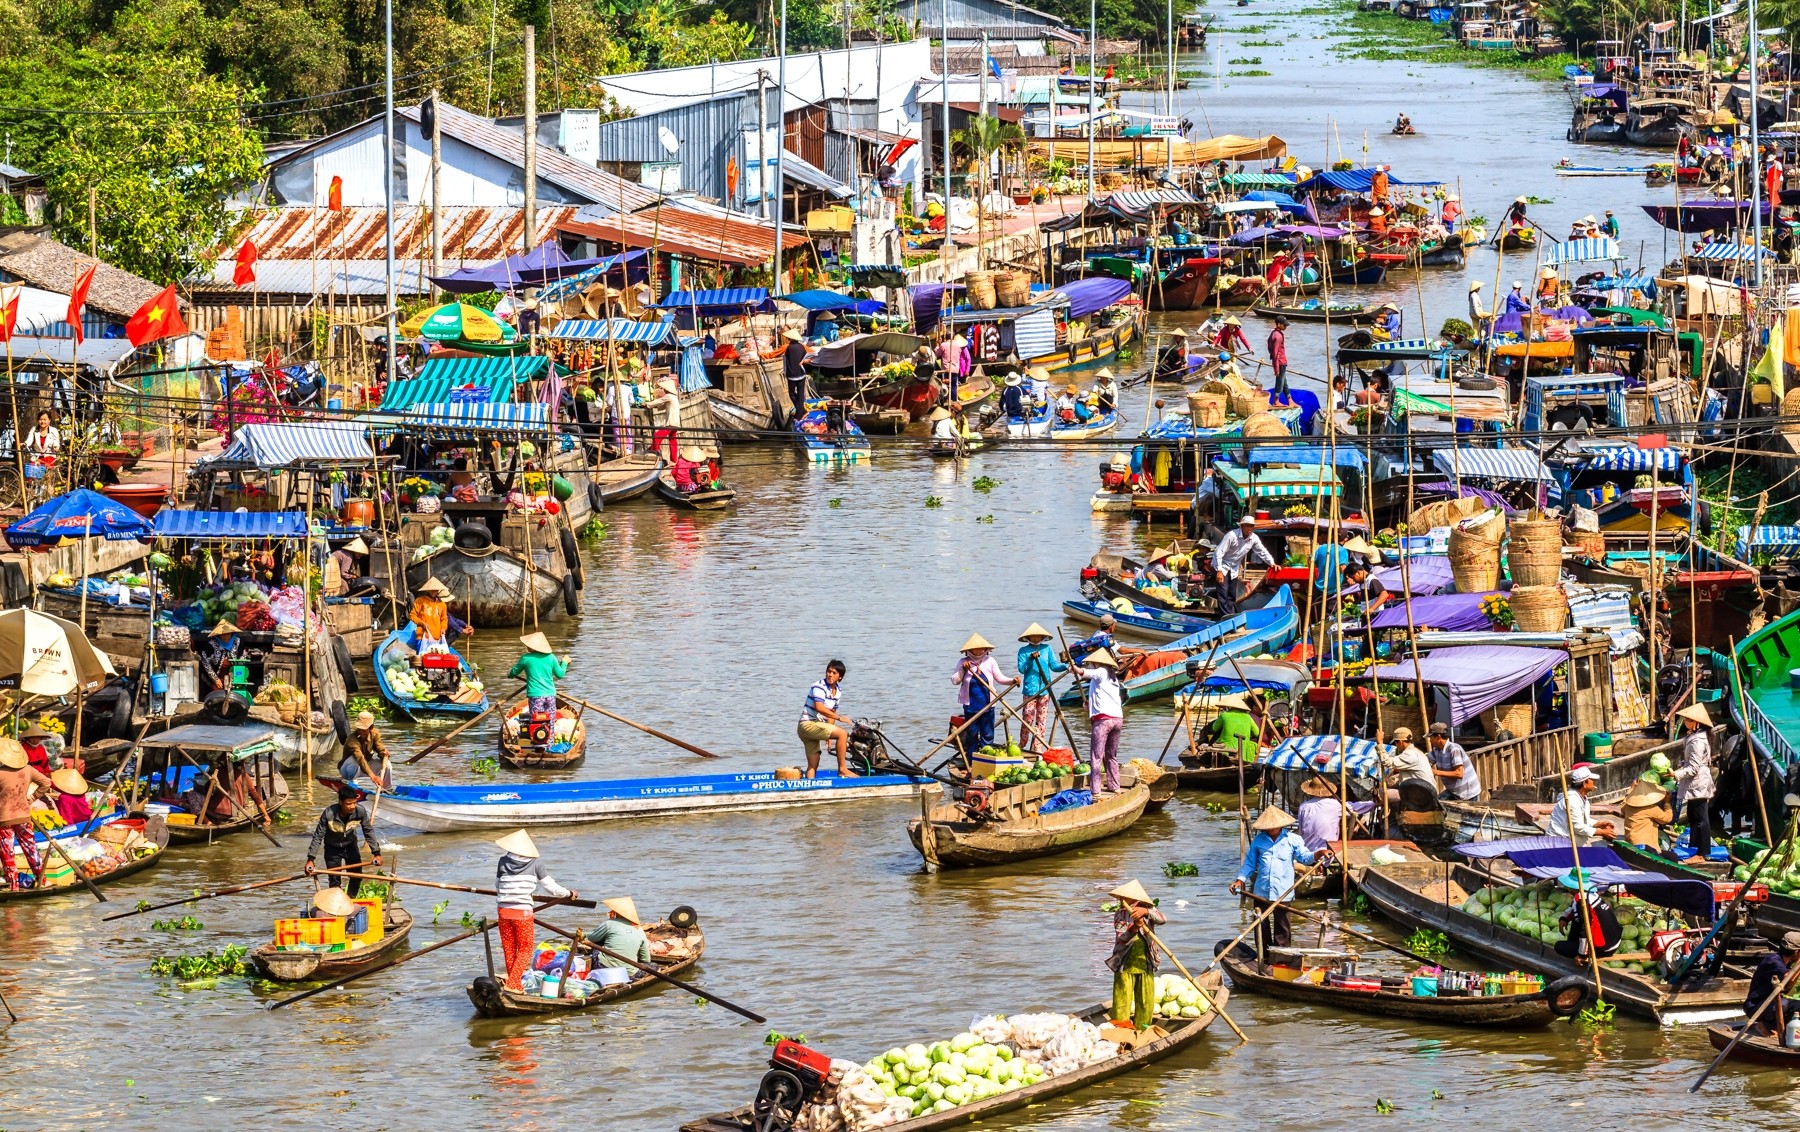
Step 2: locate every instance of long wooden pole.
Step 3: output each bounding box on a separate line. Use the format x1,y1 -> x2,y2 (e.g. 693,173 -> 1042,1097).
534,917 -> 767,1023
102,870 -> 314,920
1205,858 -> 1330,974
1141,926 -> 1247,1043
553,691 -> 721,759
326,871 -> 599,908
404,692 -> 511,764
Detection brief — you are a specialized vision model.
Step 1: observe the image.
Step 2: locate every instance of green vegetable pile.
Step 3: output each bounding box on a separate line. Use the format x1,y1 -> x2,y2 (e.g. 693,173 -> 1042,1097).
1153,975 -> 1211,1018
987,752 -> 1090,787
1459,883 -> 1679,974
1733,845 -> 1800,896
862,1034 -> 1047,1118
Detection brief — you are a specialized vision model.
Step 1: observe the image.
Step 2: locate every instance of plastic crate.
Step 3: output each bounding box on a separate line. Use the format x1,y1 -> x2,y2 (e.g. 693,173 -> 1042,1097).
275,917 -> 347,947
968,751 -> 1027,780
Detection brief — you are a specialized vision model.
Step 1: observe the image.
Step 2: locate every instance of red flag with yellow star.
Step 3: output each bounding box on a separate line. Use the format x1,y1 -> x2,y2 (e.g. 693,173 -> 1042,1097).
0,289 -> 18,343
125,285 -> 188,347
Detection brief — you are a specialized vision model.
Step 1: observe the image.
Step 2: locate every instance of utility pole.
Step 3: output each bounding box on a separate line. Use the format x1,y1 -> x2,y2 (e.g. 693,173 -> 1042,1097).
757,69 -> 770,220
524,24 -> 538,253
382,0 -> 395,386
429,89 -> 443,294
1748,0 -> 1764,288
1087,0 -> 1096,202
775,0 -> 789,288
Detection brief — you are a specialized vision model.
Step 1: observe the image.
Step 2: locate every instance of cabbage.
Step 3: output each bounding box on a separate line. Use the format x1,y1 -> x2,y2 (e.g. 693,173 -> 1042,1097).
944,1084 -> 970,1106
933,1101 -> 955,1114
929,1041 -> 953,1063
949,1032 -> 978,1054
904,1044 -> 926,1059
924,1082 -> 945,1102
932,1063 -> 965,1086
904,1053 -> 929,1074
1181,1005 -> 1202,1017
993,1045 -> 1012,1062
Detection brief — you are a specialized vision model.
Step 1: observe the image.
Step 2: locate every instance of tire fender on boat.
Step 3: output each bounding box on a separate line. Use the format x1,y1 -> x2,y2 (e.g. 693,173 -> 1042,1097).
562,571 -> 580,616
453,522 -> 494,551
588,479 -> 604,514
669,905 -> 699,930
559,528 -> 583,588
333,634 -> 359,694
1543,975 -> 1593,1017
331,700 -> 351,745
203,689 -> 250,723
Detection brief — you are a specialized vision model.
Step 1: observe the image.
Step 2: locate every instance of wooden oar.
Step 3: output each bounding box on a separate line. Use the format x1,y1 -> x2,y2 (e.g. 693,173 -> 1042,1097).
39,831 -> 106,903
1142,926 -> 1247,1043
0,984 -> 15,1023
1200,858 -> 1331,975
267,919 -> 495,1010
555,691 -> 721,759
1282,902 -> 1448,968
241,776 -> 283,849
1692,960 -> 1800,1091
1157,637 -> 1227,765
102,870 -> 314,921
404,694 -> 510,764
328,871 -> 599,910
535,917 -> 767,1023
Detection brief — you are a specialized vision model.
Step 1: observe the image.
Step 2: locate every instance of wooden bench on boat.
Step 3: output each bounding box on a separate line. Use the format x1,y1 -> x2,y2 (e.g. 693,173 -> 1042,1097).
908,771 -> 1150,867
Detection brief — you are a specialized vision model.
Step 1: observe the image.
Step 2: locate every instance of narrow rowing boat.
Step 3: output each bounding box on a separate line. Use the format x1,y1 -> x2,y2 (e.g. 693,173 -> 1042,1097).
1216,946 -> 1573,1027
1061,597 -> 1210,642
1059,586 -> 1298,705
908,772 -> 1149,867
407,543 -> 565,628
591,453 -> 666,503
373,625 -> 489,718
1706,1021 -> 1800,1067
498,695 -> 589,771
467,918 -> 704,1017
1051,409 -> 1119,441
250,905 -> 415,981
679,971 -> 1228,1132
654,470 -> 737,510
2,815 -> 169,902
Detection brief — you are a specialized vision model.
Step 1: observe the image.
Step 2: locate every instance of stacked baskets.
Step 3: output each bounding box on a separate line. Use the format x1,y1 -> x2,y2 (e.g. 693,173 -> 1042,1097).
965,271 -> 997,310
1508,517 -> 1564,587
1448,510 -> 1506,593
1509,585 -> 1569,632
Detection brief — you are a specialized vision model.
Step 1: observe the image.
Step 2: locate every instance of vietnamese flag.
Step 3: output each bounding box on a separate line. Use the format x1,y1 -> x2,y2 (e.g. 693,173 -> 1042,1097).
66,264 -> 96,345
0,289 -> 18,343
125,285 -> 188,347
327,176 -> 344,212
233,239 -> 258,287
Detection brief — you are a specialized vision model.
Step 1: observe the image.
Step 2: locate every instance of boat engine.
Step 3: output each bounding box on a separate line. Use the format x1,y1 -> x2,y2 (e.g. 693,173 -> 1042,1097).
846,719 -> 892,774
418,651 -> 462,696
752,1039 -> 833,1132
957,779 -> 998,820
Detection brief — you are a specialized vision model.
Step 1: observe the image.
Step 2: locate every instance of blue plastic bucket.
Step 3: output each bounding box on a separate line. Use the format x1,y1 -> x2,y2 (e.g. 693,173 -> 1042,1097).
1410,976 -> 1438,997
326,398 -> 343,411
150,672 -> 169,695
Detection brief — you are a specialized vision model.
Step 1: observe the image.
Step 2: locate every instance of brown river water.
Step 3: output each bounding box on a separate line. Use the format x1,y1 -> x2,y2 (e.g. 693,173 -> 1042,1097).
5,7 -> 1797,1130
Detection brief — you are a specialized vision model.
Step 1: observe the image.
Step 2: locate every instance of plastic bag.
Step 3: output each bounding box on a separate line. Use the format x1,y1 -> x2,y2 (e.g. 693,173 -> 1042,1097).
970,1014 -> 1011,1045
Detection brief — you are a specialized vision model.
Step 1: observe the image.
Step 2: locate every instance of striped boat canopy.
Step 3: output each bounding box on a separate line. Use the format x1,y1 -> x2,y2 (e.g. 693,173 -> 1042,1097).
1259,733 -> 1382,776
383,356 -> 546,410
204,421 -> 378,469
154,510 -> 311,540
653,288 -> 772,314
1369,337 -> 1444,352
542,318 -> 678,345
1214,462 -> 1342,502
1580,446 -> 1683,472
1694,242 -> 1773,261
1735,525 -> 1800,559
1110,188 -> 1201,213
1547,236 -> 1622,265
1428,446 -> 1552,482
1218,173 -> 1297,187
366,401 -> 550,438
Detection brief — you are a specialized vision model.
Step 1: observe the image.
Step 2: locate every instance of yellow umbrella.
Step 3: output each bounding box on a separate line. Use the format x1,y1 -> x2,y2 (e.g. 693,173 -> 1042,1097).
0,608 -> 115,697
398,302 -> 511,343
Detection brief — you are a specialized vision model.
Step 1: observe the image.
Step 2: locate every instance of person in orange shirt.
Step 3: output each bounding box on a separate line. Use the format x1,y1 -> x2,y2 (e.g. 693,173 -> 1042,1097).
1368,207 -> 1389,235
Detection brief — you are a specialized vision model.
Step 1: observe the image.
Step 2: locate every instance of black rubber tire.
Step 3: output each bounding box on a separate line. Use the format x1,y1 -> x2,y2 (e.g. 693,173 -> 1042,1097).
331,700 -> 351,745
1543,975 -> 1594,1017
562,570 -> 580,615
203,689 -> 250,723
560,528 -> 583,588
452,522 -> 493,550
333,634 -> 359,693
669,905 -> 699,930
588,479 -> 604,514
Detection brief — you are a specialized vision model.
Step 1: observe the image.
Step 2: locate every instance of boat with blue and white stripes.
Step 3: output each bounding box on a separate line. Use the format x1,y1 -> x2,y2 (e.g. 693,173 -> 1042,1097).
1062,596 -> 1211,642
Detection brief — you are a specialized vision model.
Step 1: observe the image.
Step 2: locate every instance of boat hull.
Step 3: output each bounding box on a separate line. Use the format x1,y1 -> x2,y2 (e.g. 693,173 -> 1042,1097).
498,695 -> 588,771
655,470 -> 737,510
373,627 -> 489,718
467,922 -> 704,1017
1219,951 -> 1558,1026
1062,586 -> 1298,705
592,454 -> 665,502
250,907 -> 414,981
1051,410 -> 1119,441
908,776 -> 1150,867
1062,597 -> 1207,642
1707,1022 -> 1800,1067
407,545 -> 564,629
6,816 -> 169,902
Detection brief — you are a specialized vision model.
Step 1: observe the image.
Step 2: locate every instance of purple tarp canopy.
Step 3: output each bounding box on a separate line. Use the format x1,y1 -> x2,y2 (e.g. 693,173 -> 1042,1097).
1364,645 -> 1565,726
1229,224 -> 1348,245
1491,305 -> 1593,336
432,242 -> 570,294
1454,836 -> 1714,917
1414,482 -> 1513,511
1642,200 -> 1768,233
1370,555 -> 1454,596
1053,276 -> 1133,319
1369,590 -> 1502,632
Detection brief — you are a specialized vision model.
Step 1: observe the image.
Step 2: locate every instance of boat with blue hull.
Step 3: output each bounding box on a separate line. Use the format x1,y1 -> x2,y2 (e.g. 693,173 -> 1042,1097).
1062,597 -> 1210,642
1060,585 -> 1298,705
794,402 -> 872,465
373,626 -> 489,719
351,768 -> 931,832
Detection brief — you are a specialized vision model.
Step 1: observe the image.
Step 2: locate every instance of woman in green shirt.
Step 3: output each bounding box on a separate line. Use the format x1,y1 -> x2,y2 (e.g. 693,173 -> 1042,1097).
510,632 -> 569,721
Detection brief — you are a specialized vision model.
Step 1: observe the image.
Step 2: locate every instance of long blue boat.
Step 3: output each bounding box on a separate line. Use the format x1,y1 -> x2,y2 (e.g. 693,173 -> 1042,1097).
1062,597 -> 1211,642
372,626 -> 490,718
354,768 -> 929,832
1060,585 -> 1299,706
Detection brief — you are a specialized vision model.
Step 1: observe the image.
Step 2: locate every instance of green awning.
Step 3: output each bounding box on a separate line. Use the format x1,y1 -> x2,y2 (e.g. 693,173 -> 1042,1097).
1392,387 -> 1457,415
1215,462 -> 1341,502
380,355 -> 550,411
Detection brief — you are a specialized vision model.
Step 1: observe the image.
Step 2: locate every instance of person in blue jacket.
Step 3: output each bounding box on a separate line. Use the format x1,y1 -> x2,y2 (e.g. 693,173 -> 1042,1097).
1016,623 -> 1068,753
1231,805 -> 1330,951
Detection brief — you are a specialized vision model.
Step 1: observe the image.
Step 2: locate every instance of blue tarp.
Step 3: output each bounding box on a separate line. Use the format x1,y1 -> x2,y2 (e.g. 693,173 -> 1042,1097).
431,242 -> 570,294
1294,167 -> 1445,193
1246,445 -> 1368,471
153,511 -> 310,540
1051,276 -> 1133,319
777,289 -> 868,312
5,488 -> 153,548
1242,189 -> 1306,216
1453,836 -> 1716,919
909,283 -> 950,335
654,288 -> 772,315
542,318 -> 677,345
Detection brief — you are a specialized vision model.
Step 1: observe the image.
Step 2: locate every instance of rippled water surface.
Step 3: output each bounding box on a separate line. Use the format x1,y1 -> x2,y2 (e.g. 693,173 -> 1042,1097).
4,9 -> 1794,1130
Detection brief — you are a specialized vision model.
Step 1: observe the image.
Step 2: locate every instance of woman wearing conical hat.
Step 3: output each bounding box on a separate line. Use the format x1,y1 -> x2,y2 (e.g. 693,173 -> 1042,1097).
585,896 -> 653,971
1015,624 -> 1067,754
509,632 -> 569,733
952,634 -> 1018,754
493,830 -> 575,991
1230,805 -> 1325,953
1106,879 -> 1166,1032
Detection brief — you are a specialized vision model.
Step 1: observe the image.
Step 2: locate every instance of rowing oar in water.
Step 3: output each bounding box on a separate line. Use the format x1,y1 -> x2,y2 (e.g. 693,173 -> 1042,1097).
326,871 -> 599,909
1691,959 -> 1800,1092
102,871 -> 316,921
1199,857 -> 1332,974
555,691 -> 721,759
39,831 -> 106,903
0,984 -> 15,1024
1280,903 -> 1452,968
404,691 -> 514,764
534,917 -> 767,1024
1141,926 -> 1247,1043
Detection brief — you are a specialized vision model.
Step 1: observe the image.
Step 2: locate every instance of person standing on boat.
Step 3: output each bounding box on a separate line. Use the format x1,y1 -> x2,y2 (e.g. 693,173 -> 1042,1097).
1093,368 -> 1119,414
494,830 -> 575,991
1000,373 -> 1027,419
340,711 -> 394,791
1547,765 -> 1615,843
1266,316 -> 1290,402
1672,703 -> 1717,863
0,740 -> 49,891
1440,194 -> 1461,232
1106,879 -> 1165,1031
938,333 -> 970,401
1370,165 -> 1391,209
1231,806 -> 1322,951
953,635 -> 1017,753
1075,648 -> 1125,795
797,659 -> 852,778
1212,513 -> 1275,617
511,632 -> 569,732
1154,327 -> 1190,383
305,784 -> 382,898
1467,281 -> 1491,336
586,896 -> 654,970
1016,624 -> 1067,754
1743,932 -> 1800,1039
1506,195 -> 1530,231
782,328 -> 811,423
1503,281 -> 1531,316
649,376 -> 683,462
1426,722 -> 1481,801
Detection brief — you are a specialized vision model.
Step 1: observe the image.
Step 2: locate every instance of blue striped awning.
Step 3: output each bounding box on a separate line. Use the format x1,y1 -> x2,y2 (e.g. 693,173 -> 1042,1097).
654,288 -> 772,314
1259,734 -> 1381,776
382,356 -> 545,410
154,510 -> 311,540
1429,447 -> 1552,482
206,421 -> 377,469
367,402 -> 550,436
543,318 -> 677,345
1014,308 -> 1058,362
1695,241 -> 1773,261
1370,337 -> 1438,352
1547,236 -> 1622,265
1581,446 -> 1683,472
1109,188 -> 1200,215
1737,525 -> 1800,559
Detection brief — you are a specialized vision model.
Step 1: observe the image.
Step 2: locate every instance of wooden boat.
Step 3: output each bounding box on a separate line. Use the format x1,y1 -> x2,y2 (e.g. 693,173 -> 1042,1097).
250,905 -> 415,981
1062,596 -> 1209,642
852,407 -> 910,435
1553,163 -> 1652,178
1140,764 -> 1179,811
1498,227 -> 1538,251
1728,607 -> 1800,822
707,388 -> 782,439
794,402 -> 873,465
358,768 -> 929,832
467,917 -> 704,1017
1175,747 -> 1257,791
1250,301 -> 1377,323
654,469 -> 736,510
930,436 -> 987,458
1606,838 -> 1800,941
498,694 -> 588,771
373,625 -> 489,719
680,971 -> 1228,1132
1359,858 -> 1750,1024
3,815 -> 169,902
130,724 -> 291,846
407,542 -> 564,629
1211,277 -> 1271,307
590,453 -> 665,503
1051,409 -> 1119,441
908,771 -> 1149,867
1418,234 -> 1467,267
1021,309 -> 1144,372
1329,259 -> 1388,286
1706,1021 -> 1800,1067
1217,947 -> 1571,1027
1149,256 -> 1219,310
1060,585 -> 1299,705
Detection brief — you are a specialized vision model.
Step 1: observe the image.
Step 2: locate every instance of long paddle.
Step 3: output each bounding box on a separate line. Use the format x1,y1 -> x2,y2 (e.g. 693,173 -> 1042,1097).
534,916 -> 766,1023
1158,638 -> 1227,765
1691,960 -> 1800,1092
102,870 -> 314,921
1281,902 -> 1450,968
555,691 -> 721,759
1142,925 -> 1247,1043
1201,857 -> 1332,976
0,985 -> 15,1024
404,694 -> 510,764
39,830 -> 106,903
327,871 -> 599,909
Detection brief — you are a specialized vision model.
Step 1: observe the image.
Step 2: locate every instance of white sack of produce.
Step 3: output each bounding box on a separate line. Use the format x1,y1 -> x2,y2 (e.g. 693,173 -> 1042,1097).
970,1015 -> 1011,1045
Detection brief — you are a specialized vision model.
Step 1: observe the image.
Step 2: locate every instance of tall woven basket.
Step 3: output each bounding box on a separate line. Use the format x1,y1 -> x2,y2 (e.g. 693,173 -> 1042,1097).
1509,584 -> 1569,632
994,270 -> 1033,308
965,270 -> 997,310
1480,701 -> 1535,740
1448,513 -> 1505,593
1508,517 -> 1564,587
1242,411 -> 1291,439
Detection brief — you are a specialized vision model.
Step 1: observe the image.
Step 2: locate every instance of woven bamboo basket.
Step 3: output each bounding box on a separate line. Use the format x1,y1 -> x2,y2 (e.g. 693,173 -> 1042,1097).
1408,495 -> 1483,534
1188,391 -> 1227,428
1480,701 -> 1535,740
1230,388 -> 1272,418
1508,517 -> 1564,587
1509,584 -> 1569,632
965,270 -> 997,310
1784,387 -> 1800,433
1566,530 -> 1606,558
1372,702 -> 1431,739
1242,411 -> 1291,439
994,270 -> 1033,308
1447,513 -> 1505,593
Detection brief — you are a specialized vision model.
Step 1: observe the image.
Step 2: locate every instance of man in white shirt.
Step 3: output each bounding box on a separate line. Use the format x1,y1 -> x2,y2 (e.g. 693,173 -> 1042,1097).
1547,766 -> 1616,843
1211,514 -> 1274,615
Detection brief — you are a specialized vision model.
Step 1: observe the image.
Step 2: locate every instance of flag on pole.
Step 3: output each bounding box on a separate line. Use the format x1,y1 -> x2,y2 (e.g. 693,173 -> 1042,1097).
66,264 -> 96,345
327,176 -> 344,212
0,288 -> 18,343
233,239 -> 259,287
125,285 -> 188,348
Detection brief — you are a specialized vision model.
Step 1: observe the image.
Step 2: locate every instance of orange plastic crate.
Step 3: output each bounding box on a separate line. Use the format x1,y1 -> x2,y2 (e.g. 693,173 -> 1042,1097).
274,917 -> 346,947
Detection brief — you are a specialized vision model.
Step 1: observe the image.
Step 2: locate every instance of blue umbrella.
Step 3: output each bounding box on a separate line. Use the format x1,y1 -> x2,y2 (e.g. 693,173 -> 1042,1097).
1259,734 -> 1382,777
5,488 -> 154,549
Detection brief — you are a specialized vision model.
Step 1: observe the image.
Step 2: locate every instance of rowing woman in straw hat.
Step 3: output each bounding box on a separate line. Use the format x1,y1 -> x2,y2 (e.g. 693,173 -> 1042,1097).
1092,367 -> 1119,414
1154,326 -> 1190,383
1106,879 -> 1166,1031
783,327 -> 811,422
1230,805 -> 1325,951
494,830 -> 576,990
0,739 -> 50,891
1672,702 -> 1718,863
510,632 -> 570,730
409,575 -> 466,654
586,896 -> 653,970
1016,624 -> 1067,754
1075,648 -> 1126,794
953,634 -> 1018,753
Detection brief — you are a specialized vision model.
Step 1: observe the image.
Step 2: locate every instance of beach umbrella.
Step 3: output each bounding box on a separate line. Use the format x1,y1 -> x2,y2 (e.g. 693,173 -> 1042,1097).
4,487 -> 153,550
0,608 -> 115,697
398,302 -> 516,343
1259,733 -> 1382,777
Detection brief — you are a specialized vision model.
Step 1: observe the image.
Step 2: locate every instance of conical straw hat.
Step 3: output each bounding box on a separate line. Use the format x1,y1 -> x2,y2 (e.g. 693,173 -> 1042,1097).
1085,647 -> 1119,667
1252,805 -> 1297,831
1109,879 -> 1152,904
1018,623 -> 1052,642
495,830 -> 540,858
519,632 -> 554,655
960,633 -> 993,652
51,768 -> 87,795
602,896 -> 642,925
313,888 -> 359,917
415,577 -> 451,597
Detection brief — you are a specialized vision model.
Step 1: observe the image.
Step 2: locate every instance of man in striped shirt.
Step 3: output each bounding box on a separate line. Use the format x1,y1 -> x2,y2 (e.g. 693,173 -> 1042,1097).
797,660 -> 852,778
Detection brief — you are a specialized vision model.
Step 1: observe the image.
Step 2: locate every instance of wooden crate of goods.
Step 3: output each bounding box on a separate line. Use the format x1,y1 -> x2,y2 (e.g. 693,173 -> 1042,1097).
324,596 -> 374,634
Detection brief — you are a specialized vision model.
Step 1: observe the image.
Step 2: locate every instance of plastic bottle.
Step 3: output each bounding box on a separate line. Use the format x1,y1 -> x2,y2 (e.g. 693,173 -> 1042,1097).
1785,1014 -> 1800,1050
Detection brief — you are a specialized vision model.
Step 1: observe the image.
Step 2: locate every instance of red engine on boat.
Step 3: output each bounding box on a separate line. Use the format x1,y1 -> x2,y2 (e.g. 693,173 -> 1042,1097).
1711,882 -> 1768,904
769,1040 -> 833,1084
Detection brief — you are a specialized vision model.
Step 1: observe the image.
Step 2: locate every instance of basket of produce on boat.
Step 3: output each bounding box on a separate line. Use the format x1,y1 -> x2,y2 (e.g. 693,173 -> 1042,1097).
1242,411 -> 1290,439
1448,510 -> 1505,593
1479,701 -> 1534,740
1229,388 -> 1271,418
1408,495 -> 1484,534
1187,391 -> 1227,428
995,270 -> 1033,308
1508,584 -> 1567,632
1507,517 -> 1564,587
964,271 -> 998,310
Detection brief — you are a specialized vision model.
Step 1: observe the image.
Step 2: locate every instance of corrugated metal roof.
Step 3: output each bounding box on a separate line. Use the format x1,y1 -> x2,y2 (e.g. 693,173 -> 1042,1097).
398,102 -> 664,213
558,211 -> 804,267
